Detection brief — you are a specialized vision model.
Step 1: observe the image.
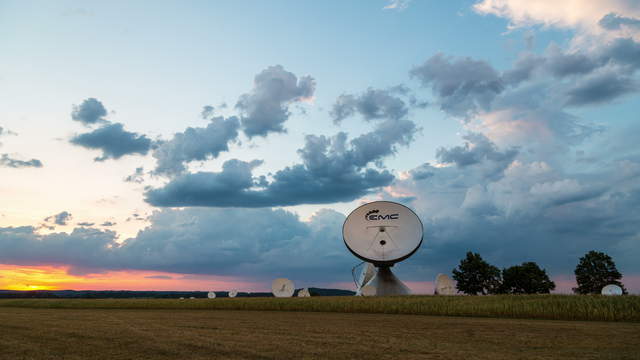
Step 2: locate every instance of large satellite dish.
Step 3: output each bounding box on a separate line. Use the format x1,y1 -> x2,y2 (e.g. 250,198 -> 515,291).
434,274 -> 456,295
207,291 -> 216,299
343,201 -> 423,265
272,278 -> 295,298
601,284 -> 623,296
343,201 -> 423,296
228,290 -> 238,298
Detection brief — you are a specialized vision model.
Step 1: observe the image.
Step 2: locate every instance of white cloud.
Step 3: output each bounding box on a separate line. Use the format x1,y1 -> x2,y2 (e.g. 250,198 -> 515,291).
473,0 -> 640,40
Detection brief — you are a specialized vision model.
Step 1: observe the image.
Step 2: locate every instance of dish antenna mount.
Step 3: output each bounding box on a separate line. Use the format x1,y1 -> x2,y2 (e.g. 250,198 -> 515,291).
343,201 -> 423,296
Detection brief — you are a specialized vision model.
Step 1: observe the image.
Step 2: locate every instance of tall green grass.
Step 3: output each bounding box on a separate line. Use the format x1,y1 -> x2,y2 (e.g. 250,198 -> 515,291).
0,295 -> 637,322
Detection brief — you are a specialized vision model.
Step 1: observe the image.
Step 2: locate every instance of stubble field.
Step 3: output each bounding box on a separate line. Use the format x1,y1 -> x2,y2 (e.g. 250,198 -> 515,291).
1,307 -> 639,359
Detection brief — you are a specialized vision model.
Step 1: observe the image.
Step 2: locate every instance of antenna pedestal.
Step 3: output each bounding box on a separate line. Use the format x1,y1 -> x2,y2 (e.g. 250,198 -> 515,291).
369,266 -> 411,296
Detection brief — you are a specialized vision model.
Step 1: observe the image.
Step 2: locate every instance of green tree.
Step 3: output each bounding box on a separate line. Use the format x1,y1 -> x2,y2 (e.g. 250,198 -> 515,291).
499,262 -> 555,294
452,252 -> 501,295
574,250 -> 626,294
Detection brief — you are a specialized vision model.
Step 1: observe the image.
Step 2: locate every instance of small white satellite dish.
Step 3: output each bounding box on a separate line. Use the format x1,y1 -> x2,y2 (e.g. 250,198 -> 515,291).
179,297 -> 184,300
298,288 -> 311,297
601,284 -> 623,296
272,278 -> 295,298
435,273 -> 456,295
361,284 -> 377,297
228,290 -> 238,298
189,297 -> 195,299
207,291 -> 216,299
343,201 -> 423,296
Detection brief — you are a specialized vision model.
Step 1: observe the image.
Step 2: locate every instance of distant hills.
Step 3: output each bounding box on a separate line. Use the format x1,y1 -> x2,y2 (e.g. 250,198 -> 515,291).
0,288 -> 355,299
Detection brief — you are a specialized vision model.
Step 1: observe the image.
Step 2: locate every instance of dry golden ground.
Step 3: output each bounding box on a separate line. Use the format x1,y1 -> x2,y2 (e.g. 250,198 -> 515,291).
0,308 -> 638,360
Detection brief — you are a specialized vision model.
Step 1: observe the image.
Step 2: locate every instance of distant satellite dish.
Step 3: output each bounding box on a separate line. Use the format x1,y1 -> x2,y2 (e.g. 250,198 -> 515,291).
179,297 -> 184,299
207,291 -> 216,299
228,290 -> 238,298
189,297 -> 195,299
298,288 -> 311,297
343,201 -> 423,265
435,274 -> 456,295
272,278 -> 295,297
361,284 -> 377,297
343,201 -> 423,296
601,284 -> 623,296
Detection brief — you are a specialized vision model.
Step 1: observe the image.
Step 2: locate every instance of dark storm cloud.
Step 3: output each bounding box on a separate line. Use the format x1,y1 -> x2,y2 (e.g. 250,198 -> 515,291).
599,13 -> 640,31
45,211 -> 72,226
330,88 -> 409,123
145,114 -> 417,207
151,116 -> 240,176
0,208 -> 352,281
0,154 -> 43,168
70,123 -> 152,161
71,98 -> 108,125
236,65 -> 315,138
410,53 -> 504,117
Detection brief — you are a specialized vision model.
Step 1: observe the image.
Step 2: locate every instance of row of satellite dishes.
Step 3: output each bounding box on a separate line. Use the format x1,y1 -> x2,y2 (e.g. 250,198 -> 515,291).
346,202 -> 626,297
203,278 -> 311,299
195,201 -> 623,299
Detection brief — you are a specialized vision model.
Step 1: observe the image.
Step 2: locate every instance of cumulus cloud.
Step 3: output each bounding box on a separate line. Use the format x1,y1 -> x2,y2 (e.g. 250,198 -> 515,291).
124,167 -> 145,183
101,221 -> 116,227
146,109 -> 417,207
77,222 -> 95,227
45,211 -> 72,226
200,105 -> 215,119
151,116 -> 240,176
0,208 -> 352,281
71,98 -> 108,125
0,126 -> 17,146
236,65 -> 315,138
600,12 -> 640,31
436,132 -> 518,170
0,154 -> 43,168
383,0 -> 411,11
410,53 -> 504,118
330,87 -> 410,123
70,123 -> 152,161
564,65 -> 638,105
385,130 -> 640,281
473,0 -> 640,38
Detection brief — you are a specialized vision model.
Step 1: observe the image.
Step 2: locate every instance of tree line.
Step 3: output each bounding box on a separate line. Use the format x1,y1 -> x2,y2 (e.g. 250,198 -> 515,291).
451,250 -> 627,295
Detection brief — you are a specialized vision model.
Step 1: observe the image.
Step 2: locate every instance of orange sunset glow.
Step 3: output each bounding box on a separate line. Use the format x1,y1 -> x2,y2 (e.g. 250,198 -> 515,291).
0,264 -> 266,292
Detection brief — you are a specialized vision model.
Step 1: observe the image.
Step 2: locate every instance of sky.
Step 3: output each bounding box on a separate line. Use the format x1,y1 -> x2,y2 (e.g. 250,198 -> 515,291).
1,0 -> 639,293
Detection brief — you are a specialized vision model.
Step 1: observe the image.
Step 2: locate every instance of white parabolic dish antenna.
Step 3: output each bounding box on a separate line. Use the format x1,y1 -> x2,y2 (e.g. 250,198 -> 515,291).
228,290 -> 238,298
435,274 -> 456,295
343,201 -> 423,265
601,284 -> 623,296
272,278 -> 295,298
298,288 -> 311,297
207,291 -> 216,299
